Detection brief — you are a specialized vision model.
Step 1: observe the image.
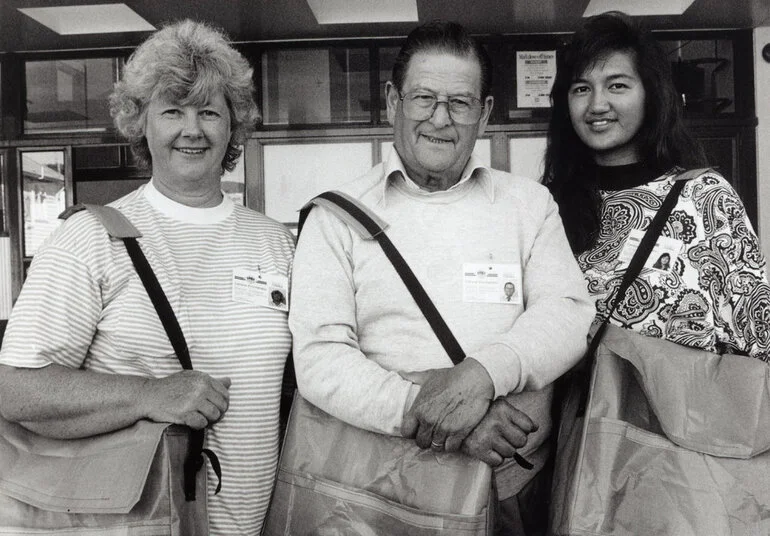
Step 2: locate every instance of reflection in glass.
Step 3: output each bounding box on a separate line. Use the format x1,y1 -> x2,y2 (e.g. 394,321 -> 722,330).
22,151 -> 65,256
25,58 -> 120,133
661,39 -> 735,115
262,48 -> 370,125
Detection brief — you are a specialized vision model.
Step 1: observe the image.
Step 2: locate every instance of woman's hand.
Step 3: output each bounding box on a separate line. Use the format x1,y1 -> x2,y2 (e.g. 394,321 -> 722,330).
140,371 -> 231,429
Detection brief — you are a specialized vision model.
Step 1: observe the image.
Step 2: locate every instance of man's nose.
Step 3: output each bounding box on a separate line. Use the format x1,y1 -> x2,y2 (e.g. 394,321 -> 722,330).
428,98 -> 453,127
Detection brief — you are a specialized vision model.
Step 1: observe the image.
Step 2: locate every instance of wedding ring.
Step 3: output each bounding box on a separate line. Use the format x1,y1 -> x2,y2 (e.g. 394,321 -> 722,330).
430,439 -> 444,450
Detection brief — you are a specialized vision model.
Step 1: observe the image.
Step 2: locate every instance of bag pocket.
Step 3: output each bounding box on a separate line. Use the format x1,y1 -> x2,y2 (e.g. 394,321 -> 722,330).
264,468 -> 492,536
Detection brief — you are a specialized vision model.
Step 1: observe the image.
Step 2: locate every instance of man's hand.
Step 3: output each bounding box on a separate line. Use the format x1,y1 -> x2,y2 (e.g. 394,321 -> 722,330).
400,358 -> 494,452
461,396 -> 537,467
139,371 -> 231,429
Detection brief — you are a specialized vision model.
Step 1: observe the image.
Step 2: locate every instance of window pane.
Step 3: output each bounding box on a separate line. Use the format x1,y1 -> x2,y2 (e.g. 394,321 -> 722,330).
0,154 -> 5,234
74,145 -> 121,169
509,136 -> 546,182
379,47 -> 400,123
25,58 -> 120,133
263,142 -> 373,225
660,39 -> 735,115
22,151 -> 65,256
262,48 -> 370,125
75,179 -> 149,205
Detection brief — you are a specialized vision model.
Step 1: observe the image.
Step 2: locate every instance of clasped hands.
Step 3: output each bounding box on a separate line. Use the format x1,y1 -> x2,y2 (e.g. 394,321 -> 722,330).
400,359 -> 537,467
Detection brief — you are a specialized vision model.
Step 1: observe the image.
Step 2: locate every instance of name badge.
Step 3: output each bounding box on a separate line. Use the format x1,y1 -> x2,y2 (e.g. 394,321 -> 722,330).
616,229 -> 682,274
463,263 -> 522,305
232,269 -> 289,311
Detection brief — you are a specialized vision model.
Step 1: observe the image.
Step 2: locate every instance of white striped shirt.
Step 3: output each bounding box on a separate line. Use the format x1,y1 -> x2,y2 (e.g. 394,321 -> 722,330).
1,182 -> 295,535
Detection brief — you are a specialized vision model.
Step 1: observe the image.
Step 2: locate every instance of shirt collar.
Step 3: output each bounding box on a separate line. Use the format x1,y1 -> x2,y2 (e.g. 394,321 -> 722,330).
379,148 -> 495,206
144,178 -> 233,224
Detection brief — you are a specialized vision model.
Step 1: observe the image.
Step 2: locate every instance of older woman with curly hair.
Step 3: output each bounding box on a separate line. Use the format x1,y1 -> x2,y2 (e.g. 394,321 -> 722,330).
0,20 -> 294,535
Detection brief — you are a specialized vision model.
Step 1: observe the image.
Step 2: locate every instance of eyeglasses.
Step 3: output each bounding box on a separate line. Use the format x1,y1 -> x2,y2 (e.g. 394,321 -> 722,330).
397,91 -> 485,125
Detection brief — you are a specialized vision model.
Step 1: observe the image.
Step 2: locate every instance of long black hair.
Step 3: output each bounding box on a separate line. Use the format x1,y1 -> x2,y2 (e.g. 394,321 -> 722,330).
543,11 -> 706,253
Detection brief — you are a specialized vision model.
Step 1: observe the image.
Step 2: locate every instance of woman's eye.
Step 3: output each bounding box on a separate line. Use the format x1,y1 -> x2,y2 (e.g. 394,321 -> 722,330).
201,110 -> 220,119
163,108 -> 182,116
609,83 -> 629,91
570,85 -> 589,95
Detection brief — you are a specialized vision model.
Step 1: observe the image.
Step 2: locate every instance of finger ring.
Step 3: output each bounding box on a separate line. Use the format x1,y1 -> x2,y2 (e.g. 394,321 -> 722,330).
430,440 -> 444,450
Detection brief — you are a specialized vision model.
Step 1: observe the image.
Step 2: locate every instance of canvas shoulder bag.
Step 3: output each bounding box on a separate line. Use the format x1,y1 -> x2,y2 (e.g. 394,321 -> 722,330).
263,191 -> 506,536
549,169 -> 770,535
0,204 -> 217,535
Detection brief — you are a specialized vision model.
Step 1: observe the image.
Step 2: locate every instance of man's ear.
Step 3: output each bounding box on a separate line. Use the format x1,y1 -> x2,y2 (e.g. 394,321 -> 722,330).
477,95 -> 494,136
385,81 -> 400,125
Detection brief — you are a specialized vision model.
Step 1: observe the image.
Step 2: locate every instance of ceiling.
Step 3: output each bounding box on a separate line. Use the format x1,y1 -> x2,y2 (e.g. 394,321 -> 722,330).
1,0 -> 769,54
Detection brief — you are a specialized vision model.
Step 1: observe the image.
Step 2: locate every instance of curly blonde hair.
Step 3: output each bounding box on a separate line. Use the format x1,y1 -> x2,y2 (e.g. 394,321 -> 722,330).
110,19 -> 259,172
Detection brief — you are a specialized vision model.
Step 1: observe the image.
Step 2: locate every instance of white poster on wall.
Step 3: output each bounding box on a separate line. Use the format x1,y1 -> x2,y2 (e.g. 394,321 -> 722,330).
516,51 -> 556,108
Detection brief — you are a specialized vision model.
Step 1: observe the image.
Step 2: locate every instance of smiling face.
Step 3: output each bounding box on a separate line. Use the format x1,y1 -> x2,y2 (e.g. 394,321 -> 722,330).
568,50 -> 646,166
386,50 -> 493,191
144,90 -> 232,197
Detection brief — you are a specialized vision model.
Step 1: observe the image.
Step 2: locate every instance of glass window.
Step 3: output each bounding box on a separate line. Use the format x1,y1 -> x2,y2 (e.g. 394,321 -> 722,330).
74,145 -> 121,169
0,154 -> 5,234
378,47 -> 400,123
263,142 -> 373,226
262,48 -> 371,125
0,61 -> 3,136
660,39 -> 735,115
22,150 -> 65,256
24,57 -> 120,134
509,136 -> 547,182
75,179 -> 149,206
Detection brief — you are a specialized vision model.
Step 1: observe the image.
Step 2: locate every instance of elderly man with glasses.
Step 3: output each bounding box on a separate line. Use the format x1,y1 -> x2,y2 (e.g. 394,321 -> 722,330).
289,20 -> 593,535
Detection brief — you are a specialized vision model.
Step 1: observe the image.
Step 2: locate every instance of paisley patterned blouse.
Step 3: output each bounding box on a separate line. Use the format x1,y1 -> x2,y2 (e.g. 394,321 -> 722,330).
578,167 -> 770,361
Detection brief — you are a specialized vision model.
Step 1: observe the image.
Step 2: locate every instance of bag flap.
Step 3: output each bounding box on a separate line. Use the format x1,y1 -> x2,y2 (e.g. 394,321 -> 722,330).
60,203 -> 142,239
0,418 -> 171,514
598,325 -> 770,458
279,394 -> 492,516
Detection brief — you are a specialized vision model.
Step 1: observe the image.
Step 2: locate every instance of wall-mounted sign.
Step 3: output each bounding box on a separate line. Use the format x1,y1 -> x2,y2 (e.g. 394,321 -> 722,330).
516,51 -> 556,108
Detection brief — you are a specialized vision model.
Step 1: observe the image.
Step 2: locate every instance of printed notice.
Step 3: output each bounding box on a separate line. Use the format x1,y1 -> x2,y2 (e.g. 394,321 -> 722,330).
516,51 -> 556,108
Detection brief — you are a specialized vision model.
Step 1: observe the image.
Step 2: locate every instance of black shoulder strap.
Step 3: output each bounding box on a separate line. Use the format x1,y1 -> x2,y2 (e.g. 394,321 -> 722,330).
63,204 -> 192,368
299,191 -> 465,365
61,203 -> 219,501
300,192 -> 534,470
552,176 -> 689,423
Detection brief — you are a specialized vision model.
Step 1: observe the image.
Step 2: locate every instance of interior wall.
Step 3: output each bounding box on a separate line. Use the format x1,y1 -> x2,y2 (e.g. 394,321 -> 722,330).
754,26 -> 770,256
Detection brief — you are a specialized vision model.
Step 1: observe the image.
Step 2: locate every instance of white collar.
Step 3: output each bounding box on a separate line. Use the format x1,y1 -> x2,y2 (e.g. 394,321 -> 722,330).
143,179 -> 234,224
